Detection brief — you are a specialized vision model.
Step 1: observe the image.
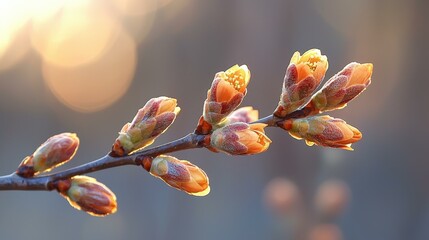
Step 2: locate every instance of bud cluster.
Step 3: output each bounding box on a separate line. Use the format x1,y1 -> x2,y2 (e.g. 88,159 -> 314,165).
9,48 -> 372,218
199,65 -> 272,155
274,49 -> 373,150
15,133 -> 118,216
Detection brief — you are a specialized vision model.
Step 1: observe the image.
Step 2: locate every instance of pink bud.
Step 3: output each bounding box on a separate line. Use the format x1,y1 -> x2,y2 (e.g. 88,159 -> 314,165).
17,133 -> 79,177
112,97 -> 180,156
210,123 -> 271,155
283,115 -> 362,150
58,176 -> 117,217
311,62 -> 373,113
149,155 -> 210,196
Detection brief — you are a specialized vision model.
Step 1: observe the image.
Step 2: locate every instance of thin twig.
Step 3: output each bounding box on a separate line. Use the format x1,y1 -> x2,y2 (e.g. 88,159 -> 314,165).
0,133 -> 206,191
0,112 -> 295,191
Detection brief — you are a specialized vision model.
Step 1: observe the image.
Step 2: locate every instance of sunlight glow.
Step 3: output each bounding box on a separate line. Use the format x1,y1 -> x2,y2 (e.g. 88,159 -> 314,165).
0,1 -> 30,61
0,0 -> 178,112
111,0 -> 174,16
43,32 -> 137,112
31,1 -> 121,67
0,25 -> 30,71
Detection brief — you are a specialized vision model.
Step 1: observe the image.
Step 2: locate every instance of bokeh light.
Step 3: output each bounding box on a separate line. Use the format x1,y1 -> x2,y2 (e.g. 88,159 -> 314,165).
1,1 -> 428,239
116,8 -> 156,44
0,1 -> 31,71
31,1 -> 121,68
264,178 -> 301,215
0,0 -> 169,112
111,0 -> 174,16
315,180 -> 350,218
0,25 -> 30,71
308,224 -> 343,240
42,31 -> 137,112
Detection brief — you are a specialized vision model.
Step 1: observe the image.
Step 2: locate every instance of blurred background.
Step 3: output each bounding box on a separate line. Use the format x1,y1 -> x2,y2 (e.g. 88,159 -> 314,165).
0,0 -> 428,239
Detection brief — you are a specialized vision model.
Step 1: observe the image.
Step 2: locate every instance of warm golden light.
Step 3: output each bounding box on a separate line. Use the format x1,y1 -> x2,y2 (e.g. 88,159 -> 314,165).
0,25 -> 30,71
117,11 -> 156,44
42,32 -> 137,112
111,0 -> 174,16
0,0 -> 175,111
0,1 -> 30,67
31,1 -> 121,67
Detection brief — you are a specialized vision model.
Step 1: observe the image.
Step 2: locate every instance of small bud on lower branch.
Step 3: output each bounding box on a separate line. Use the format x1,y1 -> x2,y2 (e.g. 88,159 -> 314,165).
275,49 -> 328,117
57,176 -> 117,217
202,65 -> 250,126
17,133 -> 79,177
149,155 -> 210,196
210,123 -> 271,155
280,115 -> 362,150
310,62 -> 373,113
112,97 -> 180,156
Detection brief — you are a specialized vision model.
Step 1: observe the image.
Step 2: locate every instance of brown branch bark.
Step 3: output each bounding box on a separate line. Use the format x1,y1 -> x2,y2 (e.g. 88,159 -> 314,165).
0,109 -> 307,191
0,133 -> 206,191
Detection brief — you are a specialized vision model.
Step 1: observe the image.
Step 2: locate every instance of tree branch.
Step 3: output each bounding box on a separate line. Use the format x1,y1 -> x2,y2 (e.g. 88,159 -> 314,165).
0,111 -> 302,192
253,106 -> 314,126
0,133 -> 206,191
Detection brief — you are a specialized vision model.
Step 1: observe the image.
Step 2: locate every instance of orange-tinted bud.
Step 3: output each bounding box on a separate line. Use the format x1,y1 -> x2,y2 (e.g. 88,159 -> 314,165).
203,64 -> 250,125
311,62 -> 373,113
275,49 -> 328,117
149,155 -> 210,196
59,176 -> 117,217
224,106 -> 259,125
284,115 -> 362,150
17,133 -> 79,177
112,96 -> 180,156
210,123 -> 271,155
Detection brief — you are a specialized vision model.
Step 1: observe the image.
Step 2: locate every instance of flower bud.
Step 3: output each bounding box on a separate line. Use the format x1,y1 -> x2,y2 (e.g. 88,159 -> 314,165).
17,133 -> 79,177
281,115 -> 362,150
311,62 -> 373,113
224,106 -> 259,125
210,123 -> 271,155
149,155 -> 210,196
112,96 -> 180,156
58,176 -> 117,217
275,49 -> 328,117
203,64 -> 251,125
